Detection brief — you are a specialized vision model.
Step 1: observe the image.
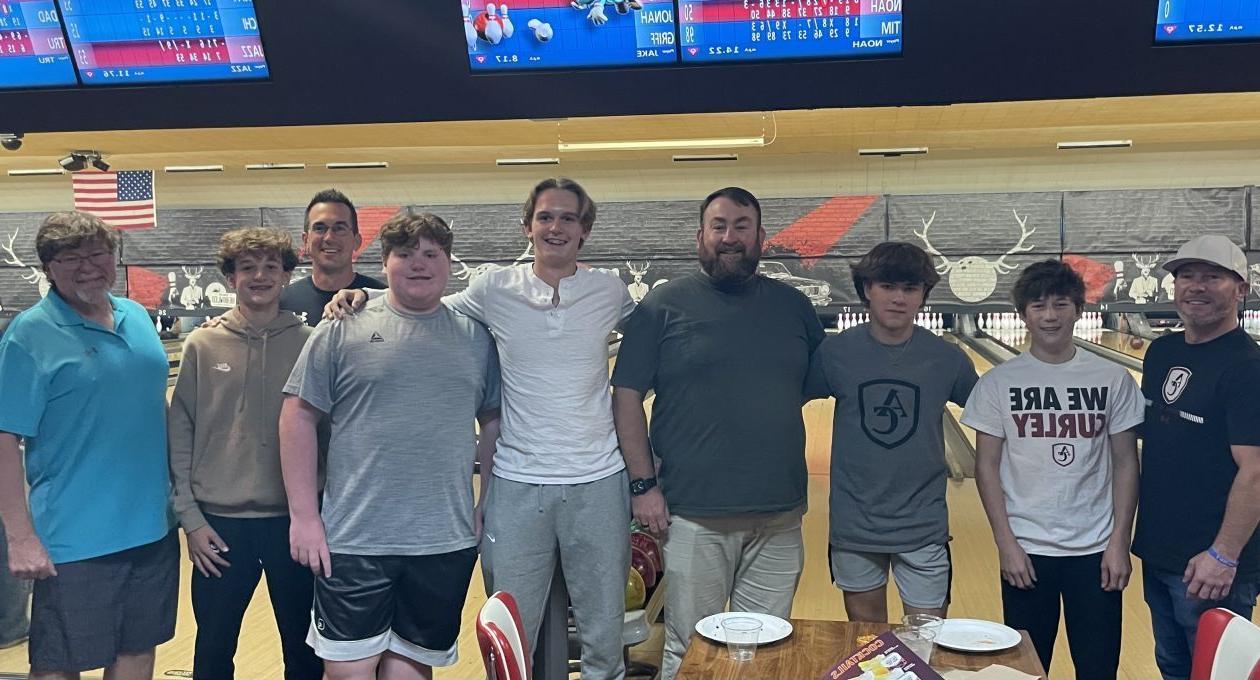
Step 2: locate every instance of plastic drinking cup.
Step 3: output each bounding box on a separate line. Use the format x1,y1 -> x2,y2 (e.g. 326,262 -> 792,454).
893,625 -> 936,664
901,613 -> 944,639
722,616 -> 763,662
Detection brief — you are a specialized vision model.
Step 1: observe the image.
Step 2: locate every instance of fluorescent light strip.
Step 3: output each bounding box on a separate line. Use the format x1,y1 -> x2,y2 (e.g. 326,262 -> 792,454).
496,157 -> 560,166
8,168 -> 66,176
326,161 -> 389,170
1056,140 -> 1133,150
558,136 -> 765,152
164,165 -> 224,173
245,163 -> 306,171
672,154 -> 739,162
857,147 -> 929,157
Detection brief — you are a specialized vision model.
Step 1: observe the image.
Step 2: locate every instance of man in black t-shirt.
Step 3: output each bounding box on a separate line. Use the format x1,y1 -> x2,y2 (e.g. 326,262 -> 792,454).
611,187 -> 825,680
280,189 -> 384,325
1134,234 -> 1260,680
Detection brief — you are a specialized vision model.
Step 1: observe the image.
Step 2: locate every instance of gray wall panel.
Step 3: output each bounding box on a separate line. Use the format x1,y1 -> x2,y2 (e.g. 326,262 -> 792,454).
1063,188 -> 1245,252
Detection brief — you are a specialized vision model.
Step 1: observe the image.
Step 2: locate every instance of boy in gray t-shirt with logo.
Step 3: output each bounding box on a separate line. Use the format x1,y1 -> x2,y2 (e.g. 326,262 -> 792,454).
280,213 -> 500,677
805,242 -> 977,623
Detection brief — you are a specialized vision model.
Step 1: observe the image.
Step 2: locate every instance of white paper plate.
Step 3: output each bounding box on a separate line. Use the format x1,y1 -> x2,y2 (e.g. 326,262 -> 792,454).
935,618 -> 1022,652
695,612 -> 794,645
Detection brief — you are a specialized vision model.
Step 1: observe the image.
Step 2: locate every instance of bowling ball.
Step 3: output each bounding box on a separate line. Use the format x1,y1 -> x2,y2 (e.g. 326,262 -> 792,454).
625,568 -> 646,610
630,531 -> 662,574
631,545 -> 657,589
1129,337 -> 1144,350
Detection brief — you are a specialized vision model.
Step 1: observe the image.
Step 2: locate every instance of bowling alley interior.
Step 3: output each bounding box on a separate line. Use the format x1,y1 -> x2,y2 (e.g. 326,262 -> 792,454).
4,1 -> 1260,679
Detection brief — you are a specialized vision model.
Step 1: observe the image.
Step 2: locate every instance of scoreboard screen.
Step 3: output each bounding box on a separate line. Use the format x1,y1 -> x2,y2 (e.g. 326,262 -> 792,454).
678,0 -> 901,63
0,0 -> 77,89
465,0 -> 676,71
59,0 -> 268,86
1156,0 -> 1260,42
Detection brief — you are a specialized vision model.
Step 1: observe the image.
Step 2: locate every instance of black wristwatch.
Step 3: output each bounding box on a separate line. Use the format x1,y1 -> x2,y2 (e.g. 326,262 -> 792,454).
629,477 -> 658,496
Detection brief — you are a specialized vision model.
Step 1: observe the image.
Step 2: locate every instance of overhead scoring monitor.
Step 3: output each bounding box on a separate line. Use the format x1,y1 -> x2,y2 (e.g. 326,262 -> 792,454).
463,0 -> 677,71
0,0 -> 77,89
678,0 -> 901,63
1155,0 -> 1260,42
59,0 -> 269,85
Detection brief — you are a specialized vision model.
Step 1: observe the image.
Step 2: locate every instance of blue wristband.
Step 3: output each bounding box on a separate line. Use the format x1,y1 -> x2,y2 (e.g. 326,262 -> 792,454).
1208,547 -> 1239,569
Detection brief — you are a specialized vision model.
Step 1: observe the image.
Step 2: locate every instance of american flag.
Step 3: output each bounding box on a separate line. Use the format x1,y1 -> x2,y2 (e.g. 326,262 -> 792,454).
72,170 -> 156,229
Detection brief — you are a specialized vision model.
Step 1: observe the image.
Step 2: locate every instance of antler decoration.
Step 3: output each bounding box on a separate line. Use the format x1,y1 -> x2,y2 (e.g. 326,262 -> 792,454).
3,229 -> 44,286
994,210 -> 1037,274
912,211 -> 953,274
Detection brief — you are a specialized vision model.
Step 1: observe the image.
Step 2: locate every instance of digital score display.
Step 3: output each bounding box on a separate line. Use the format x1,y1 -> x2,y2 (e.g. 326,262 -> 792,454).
1156,0 -> 1260,42
0,1 -> 77,88
465,0 -> 676,71
59,0 -> 268,85
678,0 -> 901,63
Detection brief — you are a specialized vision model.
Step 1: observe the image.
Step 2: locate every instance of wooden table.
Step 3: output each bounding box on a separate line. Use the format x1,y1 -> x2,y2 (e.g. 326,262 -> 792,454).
677,619 -> 1047,679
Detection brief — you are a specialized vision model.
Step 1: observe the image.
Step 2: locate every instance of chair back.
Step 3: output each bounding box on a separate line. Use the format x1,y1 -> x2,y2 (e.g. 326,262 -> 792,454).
477,591 -> 531,680
1191,607 -> 1260,680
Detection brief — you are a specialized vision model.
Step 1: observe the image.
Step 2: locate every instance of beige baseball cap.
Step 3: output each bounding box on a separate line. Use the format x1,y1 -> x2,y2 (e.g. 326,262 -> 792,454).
1163,234 -> 1248,280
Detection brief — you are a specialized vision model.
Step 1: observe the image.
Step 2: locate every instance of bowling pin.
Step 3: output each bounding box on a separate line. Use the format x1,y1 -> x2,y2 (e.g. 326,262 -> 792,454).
462,0 -> 478,50
484,3 -> 504,44
500,4 -> 515,38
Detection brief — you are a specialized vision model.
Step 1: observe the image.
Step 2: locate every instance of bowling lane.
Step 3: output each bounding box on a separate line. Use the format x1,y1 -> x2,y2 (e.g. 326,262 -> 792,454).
985,327 -> 1144,384
1083,329 -> 1152,360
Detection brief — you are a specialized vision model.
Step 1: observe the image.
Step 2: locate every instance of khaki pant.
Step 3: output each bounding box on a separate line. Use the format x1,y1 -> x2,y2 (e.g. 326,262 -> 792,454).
660,508 -> 805,680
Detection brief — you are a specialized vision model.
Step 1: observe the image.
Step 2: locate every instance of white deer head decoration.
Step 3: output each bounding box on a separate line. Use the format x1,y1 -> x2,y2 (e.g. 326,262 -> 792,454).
3,229 -> 50,298
914,209 -> 1037,303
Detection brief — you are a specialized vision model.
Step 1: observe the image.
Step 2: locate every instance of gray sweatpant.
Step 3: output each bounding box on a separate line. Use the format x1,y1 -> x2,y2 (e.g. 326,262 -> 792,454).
481,470 -> 631,680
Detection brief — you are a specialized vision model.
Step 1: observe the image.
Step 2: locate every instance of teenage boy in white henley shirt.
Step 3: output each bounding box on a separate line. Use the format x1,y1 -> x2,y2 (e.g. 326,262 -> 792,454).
329,178 -> 636,679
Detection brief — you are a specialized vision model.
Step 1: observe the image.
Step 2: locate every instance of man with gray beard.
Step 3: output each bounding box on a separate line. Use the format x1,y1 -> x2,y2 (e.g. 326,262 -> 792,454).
612,187 -> 824,679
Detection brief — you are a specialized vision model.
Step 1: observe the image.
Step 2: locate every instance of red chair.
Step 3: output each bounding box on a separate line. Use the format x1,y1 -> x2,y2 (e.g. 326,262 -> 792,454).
1190,608 -> 1260,680
477,591 -> 532,680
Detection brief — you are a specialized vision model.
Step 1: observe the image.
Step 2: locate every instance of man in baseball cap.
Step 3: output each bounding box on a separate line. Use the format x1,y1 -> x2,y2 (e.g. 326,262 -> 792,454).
1133,233 -> 1260,679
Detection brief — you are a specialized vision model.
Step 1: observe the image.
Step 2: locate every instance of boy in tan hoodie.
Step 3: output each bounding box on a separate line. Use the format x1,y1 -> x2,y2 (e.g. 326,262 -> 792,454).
168,227 -> 323,680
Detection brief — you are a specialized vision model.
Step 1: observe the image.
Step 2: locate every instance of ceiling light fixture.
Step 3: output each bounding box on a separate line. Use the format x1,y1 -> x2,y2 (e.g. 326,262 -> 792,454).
558,136 -> 765,152
326,161 -> 389,170
1056,140 -> 1133,150
496,157 -> 560,166
857,147 -> 929,157
672,154 -> 739,163
58,150 -> 105,172
164,165 -> 224,173
245,163 -> 306,171
7,168 -> 65,176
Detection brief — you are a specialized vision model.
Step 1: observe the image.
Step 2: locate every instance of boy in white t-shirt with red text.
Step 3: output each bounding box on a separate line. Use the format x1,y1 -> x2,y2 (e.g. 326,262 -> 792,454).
961,260 -> 1143,679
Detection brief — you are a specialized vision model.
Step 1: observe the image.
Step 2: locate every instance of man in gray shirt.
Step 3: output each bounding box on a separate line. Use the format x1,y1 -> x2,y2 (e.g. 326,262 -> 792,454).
805,242 -> 977,622
612,187 -> 825,680
280,212 -> 500,679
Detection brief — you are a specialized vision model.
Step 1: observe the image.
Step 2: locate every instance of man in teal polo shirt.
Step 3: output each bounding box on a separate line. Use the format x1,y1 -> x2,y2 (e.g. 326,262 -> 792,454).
0,212 -> 176,678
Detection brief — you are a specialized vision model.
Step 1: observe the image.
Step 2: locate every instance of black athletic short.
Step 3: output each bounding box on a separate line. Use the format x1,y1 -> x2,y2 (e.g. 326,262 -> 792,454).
29,530 -> 179,673
310,547 -> 478,666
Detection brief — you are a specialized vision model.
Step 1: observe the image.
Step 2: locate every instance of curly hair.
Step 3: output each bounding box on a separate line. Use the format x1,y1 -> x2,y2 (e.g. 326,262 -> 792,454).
217,227 -> 300,275
379,211 -> 453,259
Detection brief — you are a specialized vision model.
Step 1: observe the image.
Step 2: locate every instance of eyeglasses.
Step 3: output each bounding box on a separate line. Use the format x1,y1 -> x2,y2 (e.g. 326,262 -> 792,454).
51,250 -> 113,268
309,224 -> 354,236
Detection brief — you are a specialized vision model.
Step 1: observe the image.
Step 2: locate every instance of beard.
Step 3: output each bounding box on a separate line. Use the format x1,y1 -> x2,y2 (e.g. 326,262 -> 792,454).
699,243 -> 761,290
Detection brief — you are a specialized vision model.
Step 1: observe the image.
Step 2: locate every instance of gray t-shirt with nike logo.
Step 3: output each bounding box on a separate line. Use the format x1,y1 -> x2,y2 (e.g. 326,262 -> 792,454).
284,296 -> 500,556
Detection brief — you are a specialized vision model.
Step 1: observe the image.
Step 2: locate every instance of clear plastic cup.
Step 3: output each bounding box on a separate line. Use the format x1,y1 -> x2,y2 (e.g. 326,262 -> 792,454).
893,625 -> 936,664
901,613 -> 944,639
722,616 -> 763,661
